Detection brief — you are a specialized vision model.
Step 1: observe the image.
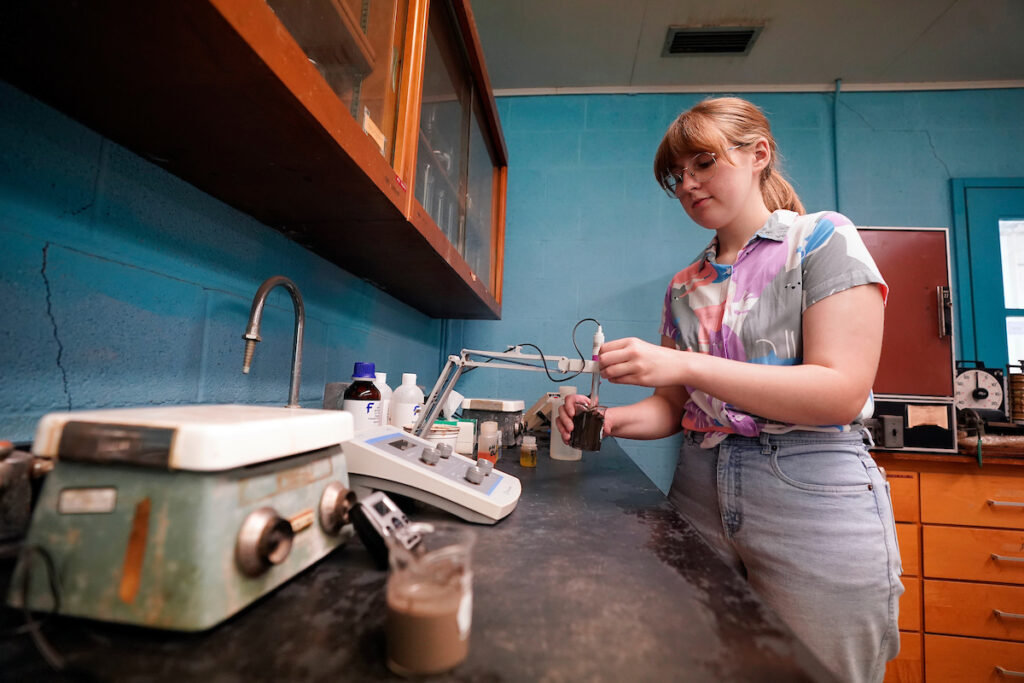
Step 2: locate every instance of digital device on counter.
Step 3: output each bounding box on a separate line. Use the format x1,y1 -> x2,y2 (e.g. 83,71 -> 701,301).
8,405 -> 358,631
341,425 -> 521,525
350,491 -> 421,570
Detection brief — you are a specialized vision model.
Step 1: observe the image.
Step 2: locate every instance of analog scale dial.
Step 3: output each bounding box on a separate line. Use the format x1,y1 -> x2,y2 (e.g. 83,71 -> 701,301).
954,368 -> 1005,412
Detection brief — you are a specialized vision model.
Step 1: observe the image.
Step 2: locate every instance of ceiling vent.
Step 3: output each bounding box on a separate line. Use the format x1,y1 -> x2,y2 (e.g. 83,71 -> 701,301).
662,26 -> 763,56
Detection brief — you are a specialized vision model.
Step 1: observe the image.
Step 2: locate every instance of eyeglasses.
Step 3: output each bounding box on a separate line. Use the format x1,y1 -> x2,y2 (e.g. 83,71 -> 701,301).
661,143 -> 750,198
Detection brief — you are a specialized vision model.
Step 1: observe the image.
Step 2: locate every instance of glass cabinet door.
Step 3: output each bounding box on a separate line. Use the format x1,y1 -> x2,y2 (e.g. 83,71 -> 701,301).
267,0 -> 410,164
414,0 -> 469,250
413,0 -> 500,291
464,97 -> 497,285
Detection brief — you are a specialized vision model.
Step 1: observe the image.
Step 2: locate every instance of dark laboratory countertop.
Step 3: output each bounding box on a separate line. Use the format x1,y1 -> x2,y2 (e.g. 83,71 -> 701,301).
1,439 -> 836,683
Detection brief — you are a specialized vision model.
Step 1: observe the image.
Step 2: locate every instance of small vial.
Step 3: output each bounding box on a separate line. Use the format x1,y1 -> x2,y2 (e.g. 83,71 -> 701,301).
477,421 -> 499,464
519,435 -> 537,468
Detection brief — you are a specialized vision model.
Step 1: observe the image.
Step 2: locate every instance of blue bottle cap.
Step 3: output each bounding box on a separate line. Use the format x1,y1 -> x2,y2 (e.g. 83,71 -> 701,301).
352,362 -> 376,380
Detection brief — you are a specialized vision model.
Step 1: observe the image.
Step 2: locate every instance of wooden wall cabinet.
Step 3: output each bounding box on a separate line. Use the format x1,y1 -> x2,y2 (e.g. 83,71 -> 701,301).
879,455 -> 1024,682
0,0 -> 507,319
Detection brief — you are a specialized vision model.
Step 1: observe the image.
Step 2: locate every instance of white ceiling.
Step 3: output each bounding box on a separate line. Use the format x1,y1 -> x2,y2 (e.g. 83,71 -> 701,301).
471,0 -> 1024,94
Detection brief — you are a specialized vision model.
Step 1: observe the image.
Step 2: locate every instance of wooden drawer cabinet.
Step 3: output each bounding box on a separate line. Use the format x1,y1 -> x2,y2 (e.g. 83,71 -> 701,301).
925,580 -> 1024,641
923,525 -> 1024,584
889,471 -> 920,522
925,633 -> 1024,681
877,456 -> 1024,682
885,630 -> 923,683
896,522 -> 920,577
921,472 -> 1024,529
900,577 -> 922,631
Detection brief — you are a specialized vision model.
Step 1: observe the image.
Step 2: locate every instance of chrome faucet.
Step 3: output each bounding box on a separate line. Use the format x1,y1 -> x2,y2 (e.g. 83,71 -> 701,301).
242,276 -> 305,408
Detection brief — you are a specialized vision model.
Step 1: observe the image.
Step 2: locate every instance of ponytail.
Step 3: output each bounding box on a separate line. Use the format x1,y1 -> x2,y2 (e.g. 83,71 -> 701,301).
761,168 -> 805,214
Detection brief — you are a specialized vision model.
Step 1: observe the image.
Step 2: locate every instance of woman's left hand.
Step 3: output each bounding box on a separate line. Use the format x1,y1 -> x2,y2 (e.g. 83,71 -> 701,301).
598,337 -> 686,387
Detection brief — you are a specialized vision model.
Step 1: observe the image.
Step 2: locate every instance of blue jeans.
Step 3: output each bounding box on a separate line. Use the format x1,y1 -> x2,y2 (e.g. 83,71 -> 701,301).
668,429 -> 903,683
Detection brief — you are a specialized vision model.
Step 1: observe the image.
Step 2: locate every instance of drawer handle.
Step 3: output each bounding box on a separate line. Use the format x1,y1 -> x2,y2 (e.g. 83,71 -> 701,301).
988,499 -> 1024,508
995,609 -> 1024,620
997,666 -> 1024,678
992,554 -> 1024,563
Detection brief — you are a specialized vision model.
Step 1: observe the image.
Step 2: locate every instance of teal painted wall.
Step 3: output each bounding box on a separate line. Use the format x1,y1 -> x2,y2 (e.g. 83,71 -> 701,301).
0,81 -> 442,443
453,89 -> 1024,492
5,80 -> 1024,493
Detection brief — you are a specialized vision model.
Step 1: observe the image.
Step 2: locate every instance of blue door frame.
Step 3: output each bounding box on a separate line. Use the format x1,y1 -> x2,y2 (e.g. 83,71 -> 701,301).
951,178 -> 1024,368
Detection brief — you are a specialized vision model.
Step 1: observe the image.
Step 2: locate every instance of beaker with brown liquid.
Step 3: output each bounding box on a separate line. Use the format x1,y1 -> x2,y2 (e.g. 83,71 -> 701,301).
569,405 -> 606,451
385,522 -> 476,676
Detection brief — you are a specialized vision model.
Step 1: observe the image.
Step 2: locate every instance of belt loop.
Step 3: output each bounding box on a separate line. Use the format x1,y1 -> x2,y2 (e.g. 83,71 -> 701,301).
759,431 -> 772,455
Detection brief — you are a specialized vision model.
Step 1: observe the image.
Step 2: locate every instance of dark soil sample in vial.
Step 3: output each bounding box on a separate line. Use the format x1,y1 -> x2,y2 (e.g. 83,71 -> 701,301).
569,407 -> 605,451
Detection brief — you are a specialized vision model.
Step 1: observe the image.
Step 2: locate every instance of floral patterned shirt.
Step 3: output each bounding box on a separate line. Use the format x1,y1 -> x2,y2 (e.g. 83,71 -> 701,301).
660,210 -> 889,447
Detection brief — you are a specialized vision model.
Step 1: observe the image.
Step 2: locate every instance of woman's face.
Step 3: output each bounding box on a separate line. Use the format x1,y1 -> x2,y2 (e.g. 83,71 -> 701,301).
670,140 -> 768,232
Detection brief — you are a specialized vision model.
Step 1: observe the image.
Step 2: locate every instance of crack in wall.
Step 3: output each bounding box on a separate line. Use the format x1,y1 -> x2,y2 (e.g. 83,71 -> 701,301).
839,99 -> 953,177
42,243 -> 71,410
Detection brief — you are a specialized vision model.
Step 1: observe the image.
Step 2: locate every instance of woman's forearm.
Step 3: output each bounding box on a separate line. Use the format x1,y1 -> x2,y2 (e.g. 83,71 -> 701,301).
607,389 -> 686,440
680,354 -> 870,426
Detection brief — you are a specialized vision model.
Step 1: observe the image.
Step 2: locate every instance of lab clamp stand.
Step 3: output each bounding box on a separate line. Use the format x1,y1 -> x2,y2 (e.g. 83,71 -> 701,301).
411,346 -> 602,441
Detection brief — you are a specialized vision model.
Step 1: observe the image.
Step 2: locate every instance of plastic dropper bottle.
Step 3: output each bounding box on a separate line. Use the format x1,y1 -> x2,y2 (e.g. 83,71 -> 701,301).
390,373 -> 424,429
477,421 -> 499,464
550,386 -> 582,461
342,362 -> 381,432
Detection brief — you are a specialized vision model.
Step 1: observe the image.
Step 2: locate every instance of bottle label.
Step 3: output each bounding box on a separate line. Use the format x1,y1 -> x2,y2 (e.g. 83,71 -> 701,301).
342,399 -> 381,431
391,402 -> 421,429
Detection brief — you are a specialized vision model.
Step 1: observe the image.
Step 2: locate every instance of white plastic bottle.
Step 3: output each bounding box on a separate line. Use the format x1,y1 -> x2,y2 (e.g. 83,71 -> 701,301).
390,373 -> 424,430
374,372 -> 393,426
550,386 -> 582,461
477,420 -> 499,464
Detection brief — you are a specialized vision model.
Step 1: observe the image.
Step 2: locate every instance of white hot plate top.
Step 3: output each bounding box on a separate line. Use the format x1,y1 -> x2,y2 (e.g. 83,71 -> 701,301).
32,404 -> 354,472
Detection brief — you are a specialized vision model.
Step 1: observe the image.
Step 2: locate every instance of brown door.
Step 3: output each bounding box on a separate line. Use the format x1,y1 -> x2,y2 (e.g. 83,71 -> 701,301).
860,228 -> 954,397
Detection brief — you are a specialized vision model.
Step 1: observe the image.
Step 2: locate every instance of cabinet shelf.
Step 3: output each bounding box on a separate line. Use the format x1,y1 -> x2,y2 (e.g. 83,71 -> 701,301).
0,0 -> 504,319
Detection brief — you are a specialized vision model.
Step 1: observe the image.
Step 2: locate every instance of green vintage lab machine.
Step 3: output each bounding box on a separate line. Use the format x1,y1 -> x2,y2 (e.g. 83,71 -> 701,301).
7,404 -> 357,631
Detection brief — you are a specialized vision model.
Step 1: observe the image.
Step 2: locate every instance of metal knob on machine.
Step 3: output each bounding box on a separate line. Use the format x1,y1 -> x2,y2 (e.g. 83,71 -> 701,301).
437,443 -> 453,459
476,459 -> 493,475
464,465 -> 485,484
236,507 -> 295,577
319,481 -> 356,535
420,447 -> 441,465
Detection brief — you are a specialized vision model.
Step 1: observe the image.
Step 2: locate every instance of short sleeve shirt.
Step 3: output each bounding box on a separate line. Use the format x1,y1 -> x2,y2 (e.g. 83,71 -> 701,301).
660,210 -> 889,447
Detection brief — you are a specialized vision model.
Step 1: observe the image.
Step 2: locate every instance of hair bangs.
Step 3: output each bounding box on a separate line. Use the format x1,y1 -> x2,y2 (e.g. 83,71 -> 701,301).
653,109 -> 731,188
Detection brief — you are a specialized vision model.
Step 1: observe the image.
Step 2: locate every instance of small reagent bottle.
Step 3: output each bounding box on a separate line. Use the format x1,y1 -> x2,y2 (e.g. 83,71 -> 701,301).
342,362 -> 381,432
519,435 -> 537,468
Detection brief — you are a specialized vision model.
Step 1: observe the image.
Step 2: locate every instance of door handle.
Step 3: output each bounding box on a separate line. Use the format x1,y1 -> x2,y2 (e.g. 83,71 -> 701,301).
936,286 -> 952,338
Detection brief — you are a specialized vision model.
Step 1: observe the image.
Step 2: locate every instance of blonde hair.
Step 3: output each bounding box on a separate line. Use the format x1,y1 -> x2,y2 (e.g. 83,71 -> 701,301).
653,97 -> 805,214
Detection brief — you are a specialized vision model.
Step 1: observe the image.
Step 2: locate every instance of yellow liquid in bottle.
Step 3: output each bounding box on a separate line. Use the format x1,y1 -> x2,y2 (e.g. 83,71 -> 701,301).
519,446 -> 537,468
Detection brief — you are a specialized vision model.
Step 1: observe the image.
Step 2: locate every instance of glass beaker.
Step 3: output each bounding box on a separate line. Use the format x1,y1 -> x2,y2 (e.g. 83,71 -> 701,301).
385,521 -> 476,676
569,405 -> 607,451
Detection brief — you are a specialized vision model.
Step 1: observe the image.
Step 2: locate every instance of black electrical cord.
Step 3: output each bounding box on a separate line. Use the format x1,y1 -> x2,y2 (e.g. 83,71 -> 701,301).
0,542 -> 67,671
515,317 -> 602,384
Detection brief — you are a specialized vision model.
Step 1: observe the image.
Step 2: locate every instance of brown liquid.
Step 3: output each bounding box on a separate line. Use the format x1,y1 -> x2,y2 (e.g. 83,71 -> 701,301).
386,573 -> 469,675
569,407 -> 605,451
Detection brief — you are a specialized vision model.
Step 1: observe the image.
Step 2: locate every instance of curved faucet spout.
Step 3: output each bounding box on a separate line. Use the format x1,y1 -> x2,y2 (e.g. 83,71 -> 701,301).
242,275 -> 305,408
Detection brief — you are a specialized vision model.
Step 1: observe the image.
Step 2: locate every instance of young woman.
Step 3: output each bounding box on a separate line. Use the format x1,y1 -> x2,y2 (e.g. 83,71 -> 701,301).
557,97 -> 901,683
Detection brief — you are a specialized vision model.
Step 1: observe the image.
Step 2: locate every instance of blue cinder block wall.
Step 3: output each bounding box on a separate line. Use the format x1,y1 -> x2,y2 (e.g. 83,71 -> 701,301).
4,81 -> 1024,492
452,89 -> 1024,491
0,81 -> 442,442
